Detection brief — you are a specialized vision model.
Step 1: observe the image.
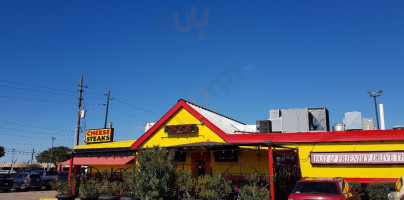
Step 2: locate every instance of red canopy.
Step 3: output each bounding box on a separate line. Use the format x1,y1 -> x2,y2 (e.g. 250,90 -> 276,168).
61,156 -> 135,166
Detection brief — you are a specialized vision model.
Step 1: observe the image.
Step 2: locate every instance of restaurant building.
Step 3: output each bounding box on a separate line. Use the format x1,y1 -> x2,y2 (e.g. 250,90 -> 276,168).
66,99 -> 404,199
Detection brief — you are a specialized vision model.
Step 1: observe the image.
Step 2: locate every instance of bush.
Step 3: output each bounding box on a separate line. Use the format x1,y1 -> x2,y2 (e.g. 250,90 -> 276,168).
122,172 -> 136,197
133,146 -> 176,200
366,182 -> 395,200
79,178 -> 98,197
238,173 -> 270,200
50,178 -> 72,195
175,170 -> 195,199
196,173 -> 232,200
96,171 -> 121,197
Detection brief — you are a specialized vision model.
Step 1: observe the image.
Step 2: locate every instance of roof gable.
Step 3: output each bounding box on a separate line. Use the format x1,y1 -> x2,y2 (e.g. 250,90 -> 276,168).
131,99 -> 234,149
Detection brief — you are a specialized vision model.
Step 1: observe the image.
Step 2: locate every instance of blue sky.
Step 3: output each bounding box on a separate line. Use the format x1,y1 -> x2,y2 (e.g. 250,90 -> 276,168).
1,0 -> 403,163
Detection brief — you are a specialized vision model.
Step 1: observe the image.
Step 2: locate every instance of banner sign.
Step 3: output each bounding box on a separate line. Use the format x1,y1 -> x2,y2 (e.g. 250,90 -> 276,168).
165,124 -> 198,134
85,128 -> 114,144
311,151 -> 404,165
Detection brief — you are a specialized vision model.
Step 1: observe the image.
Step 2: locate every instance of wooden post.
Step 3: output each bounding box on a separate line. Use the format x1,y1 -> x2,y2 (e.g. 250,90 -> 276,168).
268,145 -> 275,200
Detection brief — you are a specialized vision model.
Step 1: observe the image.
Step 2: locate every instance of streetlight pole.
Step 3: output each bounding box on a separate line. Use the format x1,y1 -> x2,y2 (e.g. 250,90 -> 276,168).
50,137 -> 56,166
367,90 -> 383,130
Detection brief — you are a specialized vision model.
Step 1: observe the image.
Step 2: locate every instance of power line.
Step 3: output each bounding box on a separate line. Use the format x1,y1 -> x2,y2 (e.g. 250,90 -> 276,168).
109,107 -> 148,122
0,94 -> 76,104
0,121 -> 72,132
114,98 -> 159,116
0,84 -> 76,97
0,79 -> 76,93
0,132 -> 73,142
0,127 -> 73,137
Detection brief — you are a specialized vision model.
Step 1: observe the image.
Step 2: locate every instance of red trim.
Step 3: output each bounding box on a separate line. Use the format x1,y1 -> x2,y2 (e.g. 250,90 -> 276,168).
131,100 -> 229,149
226,129 -> 404,143
344,178 -> 397,183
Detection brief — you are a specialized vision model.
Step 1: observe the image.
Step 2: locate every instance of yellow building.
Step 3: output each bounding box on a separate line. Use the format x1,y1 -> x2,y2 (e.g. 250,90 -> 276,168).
68,99 -> 404,200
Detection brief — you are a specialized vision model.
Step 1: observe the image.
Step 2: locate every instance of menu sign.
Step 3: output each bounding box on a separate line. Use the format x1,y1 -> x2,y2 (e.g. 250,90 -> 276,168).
311,151 -> 404,165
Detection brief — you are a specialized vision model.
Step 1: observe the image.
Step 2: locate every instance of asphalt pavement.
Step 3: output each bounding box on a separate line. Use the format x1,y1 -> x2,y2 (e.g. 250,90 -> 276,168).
0,189 -> 77,200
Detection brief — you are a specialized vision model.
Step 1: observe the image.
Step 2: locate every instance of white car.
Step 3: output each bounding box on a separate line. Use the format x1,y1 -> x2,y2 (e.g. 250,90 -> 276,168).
388,177 -> 404,200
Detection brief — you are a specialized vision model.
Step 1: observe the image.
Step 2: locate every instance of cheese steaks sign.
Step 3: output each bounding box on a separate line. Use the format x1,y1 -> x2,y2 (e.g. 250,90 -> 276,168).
85,128 -> 114,144
311,151 -> 404,165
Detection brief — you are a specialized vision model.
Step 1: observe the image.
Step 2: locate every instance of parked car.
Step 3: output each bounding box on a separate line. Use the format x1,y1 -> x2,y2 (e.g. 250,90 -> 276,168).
388,176 -> 404,200
288,177 -> 359,200
42,171 -> 59,190
0,173 -> 14,192
57,171 -> 69,181
13,173 -> 43,191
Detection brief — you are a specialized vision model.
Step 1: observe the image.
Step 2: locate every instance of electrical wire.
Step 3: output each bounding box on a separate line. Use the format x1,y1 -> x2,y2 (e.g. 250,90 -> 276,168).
0,132 -> 73,142
109,107 -> 148,122
0,79 -> 76,93
0,127 -> 73,137
0,121 -> 72,132
0,84 -> 76,97
114,98 -> 159,116
0,94 -> 76,104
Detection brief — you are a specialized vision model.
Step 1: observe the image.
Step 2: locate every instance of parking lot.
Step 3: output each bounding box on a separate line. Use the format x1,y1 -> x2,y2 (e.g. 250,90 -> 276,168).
0,189 -> 79,200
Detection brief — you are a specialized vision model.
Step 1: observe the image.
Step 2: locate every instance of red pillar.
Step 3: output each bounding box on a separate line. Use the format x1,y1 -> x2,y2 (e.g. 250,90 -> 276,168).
268,145 -> 275,200
67,153 -> 73,185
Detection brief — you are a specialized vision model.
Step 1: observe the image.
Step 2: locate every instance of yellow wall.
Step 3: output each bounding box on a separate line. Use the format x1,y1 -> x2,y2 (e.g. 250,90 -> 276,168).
211,148 -> 269,174
284,141 -> 404,179
140,108 -> 226,148
174,148 -> 269,174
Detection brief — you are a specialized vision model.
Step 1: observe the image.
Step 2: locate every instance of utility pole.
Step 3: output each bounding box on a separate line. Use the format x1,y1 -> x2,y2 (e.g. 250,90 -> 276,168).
104,89 -> 113,128
50,137 -> 56,164
75,76 -> 87,146
11,148 -> 15,164
31,148 -> 35,164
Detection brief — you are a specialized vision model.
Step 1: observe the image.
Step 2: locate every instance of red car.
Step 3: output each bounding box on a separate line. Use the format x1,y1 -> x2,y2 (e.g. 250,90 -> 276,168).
288,177 -> 359,200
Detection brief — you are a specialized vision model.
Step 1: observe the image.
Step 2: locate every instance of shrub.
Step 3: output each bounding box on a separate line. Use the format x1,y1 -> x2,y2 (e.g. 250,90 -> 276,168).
196,173 -> 232,200
133,146 -> 176,200
50,178 -> 72,195
96,171 -> 121,197
175,170 -> 195,199
121,172 -> 136,197
238,173 -> 270,200
366,182 -> 395,200
79,178 -> 98,197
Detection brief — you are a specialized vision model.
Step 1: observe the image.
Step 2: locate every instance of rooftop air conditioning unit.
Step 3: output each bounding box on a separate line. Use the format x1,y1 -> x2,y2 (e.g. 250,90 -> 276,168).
256,120 -> 272,133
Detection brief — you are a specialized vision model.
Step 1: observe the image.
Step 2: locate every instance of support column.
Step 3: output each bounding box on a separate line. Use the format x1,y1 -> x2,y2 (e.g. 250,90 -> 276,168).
268,145 -> 275,200
68,153 -> 74,194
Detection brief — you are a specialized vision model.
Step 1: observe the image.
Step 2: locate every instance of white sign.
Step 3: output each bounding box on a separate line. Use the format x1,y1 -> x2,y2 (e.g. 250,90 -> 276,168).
311,151 -> 404,165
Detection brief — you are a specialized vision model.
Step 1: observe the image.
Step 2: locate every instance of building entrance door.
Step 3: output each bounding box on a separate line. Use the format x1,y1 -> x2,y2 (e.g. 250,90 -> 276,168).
191,152 -> 211,177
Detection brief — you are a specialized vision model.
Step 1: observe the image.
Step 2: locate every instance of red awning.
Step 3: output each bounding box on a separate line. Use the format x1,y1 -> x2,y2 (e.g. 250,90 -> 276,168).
61,156 -> 135,166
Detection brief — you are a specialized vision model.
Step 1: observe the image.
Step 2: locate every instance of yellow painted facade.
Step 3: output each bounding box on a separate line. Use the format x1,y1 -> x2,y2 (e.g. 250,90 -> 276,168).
140,108 -> 226,148
284,141 -> 404,179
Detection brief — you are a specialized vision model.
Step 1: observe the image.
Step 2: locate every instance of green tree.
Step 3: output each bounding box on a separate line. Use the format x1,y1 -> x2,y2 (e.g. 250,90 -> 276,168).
0,146 -> 4,158
36,146 -> 72,167
133,146 -> 176,200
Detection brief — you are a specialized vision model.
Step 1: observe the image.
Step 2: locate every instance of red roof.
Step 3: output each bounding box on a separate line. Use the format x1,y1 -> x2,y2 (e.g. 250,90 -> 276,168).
61,156 -> 135,166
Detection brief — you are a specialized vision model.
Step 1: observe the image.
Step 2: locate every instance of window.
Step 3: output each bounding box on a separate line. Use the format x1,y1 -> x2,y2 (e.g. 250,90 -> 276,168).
174,151 -> 186,162
293,182 -> 340,195
214,149 -> 238,162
